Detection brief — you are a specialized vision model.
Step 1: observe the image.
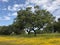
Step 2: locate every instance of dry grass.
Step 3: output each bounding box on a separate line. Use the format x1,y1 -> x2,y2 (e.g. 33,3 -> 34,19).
0,34 -> 60,45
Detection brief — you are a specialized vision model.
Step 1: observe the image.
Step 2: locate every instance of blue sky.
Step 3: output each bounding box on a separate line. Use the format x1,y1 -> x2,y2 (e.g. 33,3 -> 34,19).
0,0 -> 60,26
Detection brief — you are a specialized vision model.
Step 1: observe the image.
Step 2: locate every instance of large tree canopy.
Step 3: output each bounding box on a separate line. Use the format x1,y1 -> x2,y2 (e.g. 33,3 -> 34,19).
13,6 -> 55,35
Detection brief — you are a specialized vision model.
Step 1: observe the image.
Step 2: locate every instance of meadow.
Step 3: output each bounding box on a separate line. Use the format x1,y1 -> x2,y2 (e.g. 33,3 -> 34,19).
0,33 -> 60,45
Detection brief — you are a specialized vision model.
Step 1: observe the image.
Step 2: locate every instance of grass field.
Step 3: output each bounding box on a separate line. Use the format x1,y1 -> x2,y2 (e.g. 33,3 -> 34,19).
0,33 -> 60,45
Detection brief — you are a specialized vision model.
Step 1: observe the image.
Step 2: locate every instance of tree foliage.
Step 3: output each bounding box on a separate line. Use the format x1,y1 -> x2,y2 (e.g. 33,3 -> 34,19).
14,6 -> 55,35
54,18 -> 60,32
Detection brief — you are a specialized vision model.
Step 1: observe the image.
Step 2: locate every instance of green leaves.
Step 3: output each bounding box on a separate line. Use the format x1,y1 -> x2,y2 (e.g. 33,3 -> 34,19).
13,5 -> 55,34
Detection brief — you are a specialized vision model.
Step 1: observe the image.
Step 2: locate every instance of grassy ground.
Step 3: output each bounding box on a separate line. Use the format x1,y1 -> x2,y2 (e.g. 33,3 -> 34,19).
0,33 -> 60,45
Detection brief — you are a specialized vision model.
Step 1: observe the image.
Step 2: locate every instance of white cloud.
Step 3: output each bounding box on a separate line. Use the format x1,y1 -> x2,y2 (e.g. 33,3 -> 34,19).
26,0 -> 49,5
0,16 -> 10,21
12,12 -> 17,16
7,12 -> 17,17
8,5 -> 16,11
25,0 -> 60,20
8,6 -> 17,11
8,4 -> 24,11
7,4 -> 34,16
0,0 -> 9,2
8,6 -> 12,11
56,0 -> 60,2
26,0 -> 60,12
25,0 -> 51,11
7,0 -> 60,20
4,16 -> 10,20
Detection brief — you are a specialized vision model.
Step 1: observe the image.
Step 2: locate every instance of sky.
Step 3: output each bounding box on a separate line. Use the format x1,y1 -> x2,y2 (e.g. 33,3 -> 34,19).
0,0 -> 60,26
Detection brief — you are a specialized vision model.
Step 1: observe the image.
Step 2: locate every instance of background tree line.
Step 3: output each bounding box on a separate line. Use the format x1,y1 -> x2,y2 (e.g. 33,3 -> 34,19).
0,6 -> 60,35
